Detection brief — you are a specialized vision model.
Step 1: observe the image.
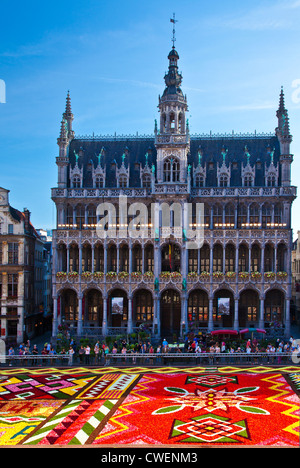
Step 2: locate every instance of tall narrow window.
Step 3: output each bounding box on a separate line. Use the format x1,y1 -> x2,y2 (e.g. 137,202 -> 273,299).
8,243 -> 18,264
119,175 -> 128,188
95,175 -> 104,188
7,274 -> 18,298
219,174 -> 228,187
72,176 -> 81,188
163,157 -> 180,183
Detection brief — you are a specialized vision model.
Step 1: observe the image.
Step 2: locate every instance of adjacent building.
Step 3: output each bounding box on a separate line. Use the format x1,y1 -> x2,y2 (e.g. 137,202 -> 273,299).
51,43 -> 296,340
292,231 -> 300,328
0,188 -> 50,344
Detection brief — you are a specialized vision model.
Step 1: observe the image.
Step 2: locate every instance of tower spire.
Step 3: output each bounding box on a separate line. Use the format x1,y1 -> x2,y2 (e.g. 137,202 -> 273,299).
63,90 -> 75,139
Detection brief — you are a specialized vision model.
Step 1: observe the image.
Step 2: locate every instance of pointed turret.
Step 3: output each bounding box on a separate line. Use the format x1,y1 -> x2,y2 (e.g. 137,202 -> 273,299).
57,115 -> 68,157
276,87 -> 292,145
63,90 -> 75,139
276,87 -> 293,186
56,92 -> 75,188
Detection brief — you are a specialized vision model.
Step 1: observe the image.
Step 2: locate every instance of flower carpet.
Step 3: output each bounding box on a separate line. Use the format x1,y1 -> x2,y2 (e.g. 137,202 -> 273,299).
0,366 -> 298,447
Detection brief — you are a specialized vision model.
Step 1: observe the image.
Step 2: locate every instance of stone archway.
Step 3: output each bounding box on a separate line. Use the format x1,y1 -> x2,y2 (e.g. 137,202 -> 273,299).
239,289 -> 260,327
83,288 -> 103,327
108,288 -> 128,328
160,289 -> 181,338
213,288 -> 234,327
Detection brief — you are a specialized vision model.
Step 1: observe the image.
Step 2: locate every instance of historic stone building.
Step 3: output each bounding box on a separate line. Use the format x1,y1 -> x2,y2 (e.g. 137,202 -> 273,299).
0,188 -> 48,344
51,43 -> 296,340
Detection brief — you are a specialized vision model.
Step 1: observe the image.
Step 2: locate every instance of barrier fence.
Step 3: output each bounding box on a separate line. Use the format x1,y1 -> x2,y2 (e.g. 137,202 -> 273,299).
0,351 -> 299,367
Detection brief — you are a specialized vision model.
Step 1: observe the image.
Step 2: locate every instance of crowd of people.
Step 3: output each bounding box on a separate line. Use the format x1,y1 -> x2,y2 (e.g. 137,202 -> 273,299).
3,332 -> 300,367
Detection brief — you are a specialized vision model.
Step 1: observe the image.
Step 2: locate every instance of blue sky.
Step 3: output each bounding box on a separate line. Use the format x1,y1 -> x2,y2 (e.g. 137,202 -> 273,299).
0,0 -> 300,235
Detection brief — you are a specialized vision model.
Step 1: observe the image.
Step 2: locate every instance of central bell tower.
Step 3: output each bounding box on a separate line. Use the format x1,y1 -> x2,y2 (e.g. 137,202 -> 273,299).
155,28 -> 190,185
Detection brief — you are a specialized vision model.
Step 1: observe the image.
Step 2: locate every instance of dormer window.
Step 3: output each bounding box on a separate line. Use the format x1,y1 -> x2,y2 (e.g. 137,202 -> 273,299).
119,174 -> 128,188
244,175 -> 253,187
142,174 -> 151,188
267,175 -> 276,187
72,176 -> 81,188
95,175 -> 104,188
195,174 -> 205,187
219,174 -> 228,187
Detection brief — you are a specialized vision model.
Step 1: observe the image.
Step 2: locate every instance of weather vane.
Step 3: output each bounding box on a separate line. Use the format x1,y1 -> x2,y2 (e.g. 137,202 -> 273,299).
170,13 -> 178,48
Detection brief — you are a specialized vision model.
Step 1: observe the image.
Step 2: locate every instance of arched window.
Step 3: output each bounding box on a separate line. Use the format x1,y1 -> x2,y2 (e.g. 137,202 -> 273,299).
213,204 -> 222,227
213,244 -> 223,272
87,205 -> 96,226
244,175 -> 253,187
219,174 -> 228,187
188,290 -> 209,323
195,174 -> 205,187
142,174 -> 151,188
72,175 -> 81,188
267,174 -> 276,187
170,113 -> 175,132
225,204 -> 235,227
262,204 -> 272,227
95,175 -> 104,188
135,290 -> 153,323
75,204 -> 85,229
163,157 -> 180,183
119,174 -> 128,188
249,204 -> 259,224
66,204 -> 73,226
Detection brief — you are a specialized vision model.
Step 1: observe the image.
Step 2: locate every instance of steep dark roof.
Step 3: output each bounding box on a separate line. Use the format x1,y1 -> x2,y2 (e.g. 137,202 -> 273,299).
68,133 -> 280,188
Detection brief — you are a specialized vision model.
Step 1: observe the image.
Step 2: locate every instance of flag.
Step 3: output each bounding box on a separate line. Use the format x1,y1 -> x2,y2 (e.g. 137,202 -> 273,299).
170,18 -> 175,23
169,244 -> 172,271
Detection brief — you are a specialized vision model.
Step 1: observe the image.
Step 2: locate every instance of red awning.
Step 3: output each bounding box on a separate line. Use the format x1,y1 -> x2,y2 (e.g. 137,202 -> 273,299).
211,329 -> 238,336
240,328 -> 266,334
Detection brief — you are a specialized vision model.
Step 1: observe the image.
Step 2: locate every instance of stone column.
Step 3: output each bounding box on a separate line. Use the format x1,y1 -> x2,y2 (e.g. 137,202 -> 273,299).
127,295 -> 133,334
77,294 -> 83,336
102,294 -> 108,335
208,296 -> 213,332
52,296 -> 58,338
234,297 -> 239,330
259,296 -> 265,329
181,293 -> 187,338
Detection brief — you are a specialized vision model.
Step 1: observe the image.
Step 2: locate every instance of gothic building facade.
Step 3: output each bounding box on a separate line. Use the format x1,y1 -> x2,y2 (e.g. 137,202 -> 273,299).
51,45 -> 296,340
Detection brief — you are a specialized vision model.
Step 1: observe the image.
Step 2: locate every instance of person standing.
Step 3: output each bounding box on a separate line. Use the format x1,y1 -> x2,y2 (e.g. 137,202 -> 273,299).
85,344 -> 91,365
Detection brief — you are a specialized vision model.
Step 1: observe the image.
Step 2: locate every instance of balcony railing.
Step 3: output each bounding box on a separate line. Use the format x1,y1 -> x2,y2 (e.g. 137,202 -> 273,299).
52,185 -> 297,200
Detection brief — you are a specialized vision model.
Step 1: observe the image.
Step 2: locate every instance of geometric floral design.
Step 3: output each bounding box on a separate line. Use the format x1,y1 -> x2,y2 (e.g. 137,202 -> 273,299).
152,385 -> 266,415
0,373 -> 96,400
0,368 -> 298,446
93,372 -> 300,447
185,374 -> 238,388
288,373 -> 300,391
170,414 -> 250,443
